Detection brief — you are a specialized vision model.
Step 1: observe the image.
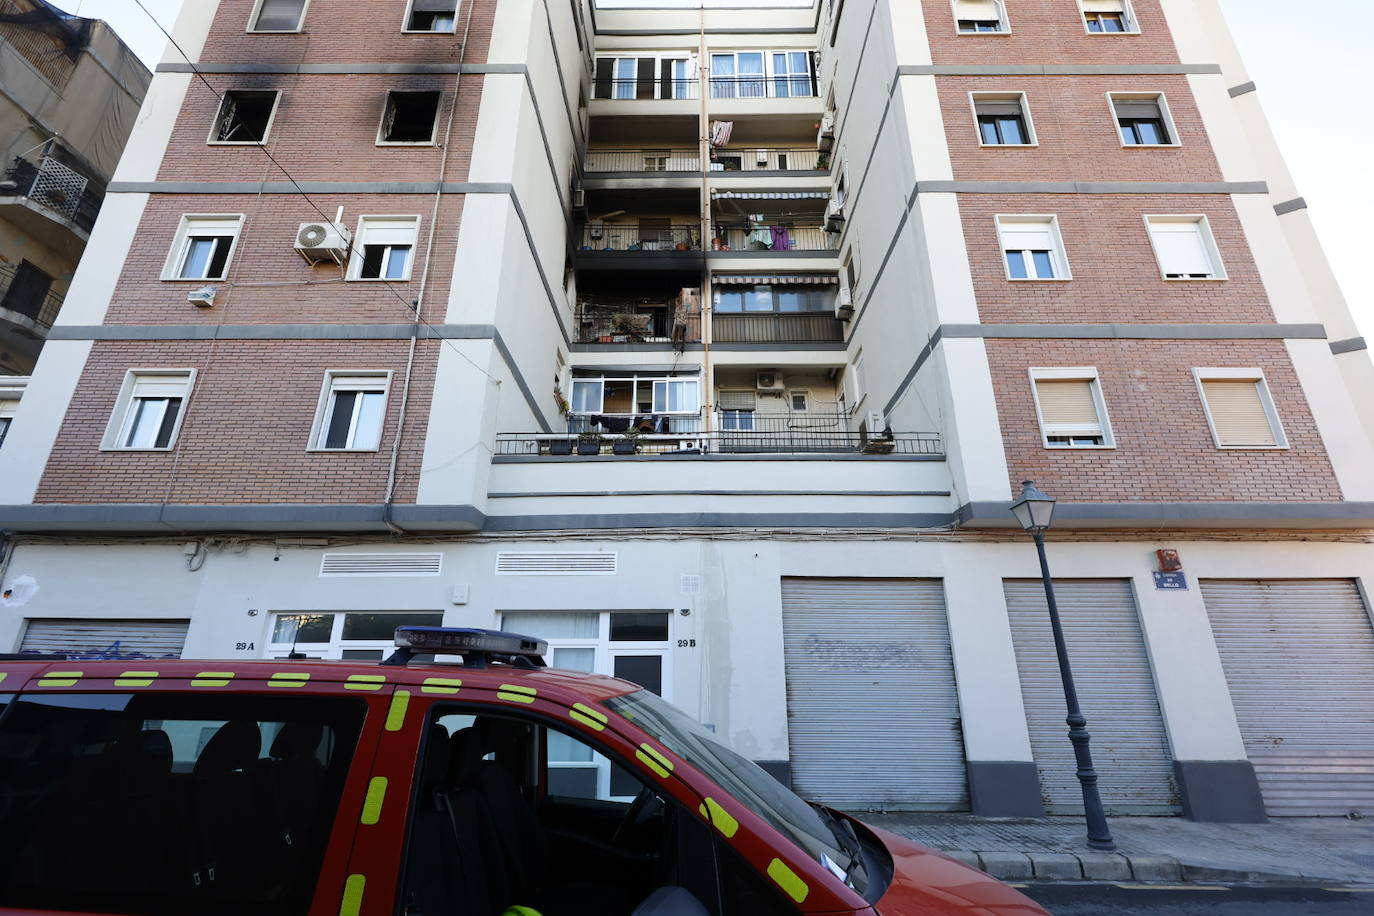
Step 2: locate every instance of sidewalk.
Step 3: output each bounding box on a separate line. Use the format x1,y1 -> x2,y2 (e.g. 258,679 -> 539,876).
864,813 -> 1374,885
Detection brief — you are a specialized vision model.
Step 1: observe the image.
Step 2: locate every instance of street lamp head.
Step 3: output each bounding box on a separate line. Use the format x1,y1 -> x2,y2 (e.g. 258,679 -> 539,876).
1010,479 -> 1056,533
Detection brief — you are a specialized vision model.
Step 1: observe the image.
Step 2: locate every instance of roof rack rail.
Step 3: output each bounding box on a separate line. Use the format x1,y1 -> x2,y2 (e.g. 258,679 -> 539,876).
383,626 -> 548,670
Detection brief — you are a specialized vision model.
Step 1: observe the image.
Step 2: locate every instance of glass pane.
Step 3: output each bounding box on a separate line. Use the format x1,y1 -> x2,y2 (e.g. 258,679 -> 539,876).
341,612 -> 443,640
979,119 -> 1000,145
1119,124 -> 1134,144
716,289 -> 744,312
503,612 -> 599,640
124,398 -> 166,448
325,391 -> 356,448
1137,121 -> 1164,144
340,649 -> 386,661
609,760 -> 642,798
1032,250 -> 1056,278
180,237 -> 216,278
738,52 -> 764,75
610,612 -> 670,642
614,58 -> 636,99
1005,251 -> 1029,279
552,647 -> 596,672
776,289 -> 804,312
571,380 -> 601,413
384,246 -> 411,279
613,655 -> 663,695
549,766 -> 599,796
998,117 -> 1025,144
273,613 -> 335,644
746,286 -> 773,311
351,391 -> 385,449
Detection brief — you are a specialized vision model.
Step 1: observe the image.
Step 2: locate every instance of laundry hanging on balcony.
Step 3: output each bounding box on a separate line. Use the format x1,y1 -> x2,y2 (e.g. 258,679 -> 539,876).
710,120 -> 734,147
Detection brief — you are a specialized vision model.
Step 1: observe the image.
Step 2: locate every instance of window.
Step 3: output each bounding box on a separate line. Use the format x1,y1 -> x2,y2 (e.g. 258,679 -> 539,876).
851,351 -> 867,404
954,0 -> 1008,33
378,90 -> 441,143
0,378 -> 24,450
1145,215 -> 1225,280
843,248 -> 860,296
1112,93 -> 1175,146
311,372 -> 389,451
1194,369 -> 1287,448
714,282 -> 830,313
997,215 -> 1069,280
1029,368 -> 1113,448
268,610 -> 444,659
593,56 -> 695,100
404,0 -> 458,32
162,215 -> 243,281
209,90 -> 280,144
0,691 -> 363,916
653,379 -> 700,414
770,50 -> 814,98
1081,0 -> 1138,33
973,93 -> 1034,145
249,0 -> 307,32
709,51 -> 815,99
790,391 -> 809,412
718,389 -> 757,430
348,216 -> 419,280
103,370 -> 194,451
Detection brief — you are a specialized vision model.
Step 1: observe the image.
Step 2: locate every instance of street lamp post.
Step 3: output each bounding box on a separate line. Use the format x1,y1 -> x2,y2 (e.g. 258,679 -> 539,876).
1009,480 -> 1116,851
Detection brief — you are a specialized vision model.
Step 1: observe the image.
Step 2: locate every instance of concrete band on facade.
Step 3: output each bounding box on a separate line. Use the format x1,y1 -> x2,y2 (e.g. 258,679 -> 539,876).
1330,337 -> 1368,355
1173,761 -> 1268,824
895,64 -> 1225,76
967,762 -> 1045,818
1228,81 -> 1258,98
1273,197 -> 1308,216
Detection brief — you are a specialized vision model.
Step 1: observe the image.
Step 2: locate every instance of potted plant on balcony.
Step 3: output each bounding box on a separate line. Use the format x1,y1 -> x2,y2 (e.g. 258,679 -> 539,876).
816,151 -> 831,171
548,437 -> 573,456
612,428 -> 641,456
576,431 -> 603,456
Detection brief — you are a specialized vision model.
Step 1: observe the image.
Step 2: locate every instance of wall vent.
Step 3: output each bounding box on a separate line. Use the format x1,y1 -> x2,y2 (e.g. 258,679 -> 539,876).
495,552 -> 617,576
680,574 -> 701,594
320,553 -> 443,577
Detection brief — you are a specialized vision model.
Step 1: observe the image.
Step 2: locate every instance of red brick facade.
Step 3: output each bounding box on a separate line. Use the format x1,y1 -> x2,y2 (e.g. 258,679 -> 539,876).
921,0 -> 1182,66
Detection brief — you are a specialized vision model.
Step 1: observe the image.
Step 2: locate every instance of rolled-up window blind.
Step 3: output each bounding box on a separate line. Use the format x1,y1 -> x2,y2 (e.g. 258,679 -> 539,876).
412,0 -> 458,11
1035,379 -> 1102,433
999,220 -> 1055,252
1201,380 -> 1277,446
254,0 -> 307,31
1083,1 -> 1126,12
955,0 -> 1003,21
975,98 -> 1023,117
717,390 -> 757,411
1149,220 -> 1213,276
1114,97 -> 1163,119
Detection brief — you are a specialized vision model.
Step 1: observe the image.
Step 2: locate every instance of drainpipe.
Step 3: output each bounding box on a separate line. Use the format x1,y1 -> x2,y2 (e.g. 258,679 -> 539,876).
698,2 -> 713,439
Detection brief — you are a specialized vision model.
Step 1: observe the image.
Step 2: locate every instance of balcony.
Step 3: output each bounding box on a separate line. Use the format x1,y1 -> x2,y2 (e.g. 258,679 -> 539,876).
583,147 -> 828,174
594,78 -> 699,101
575,293 -> 702,345
711,223 -> 831,252
708,77 -> 818,100
2,154 -> 102,237
578,223 -> 701,252
0,264 -> 64,329
712,312 -> 843,343
495,420 -> 941,457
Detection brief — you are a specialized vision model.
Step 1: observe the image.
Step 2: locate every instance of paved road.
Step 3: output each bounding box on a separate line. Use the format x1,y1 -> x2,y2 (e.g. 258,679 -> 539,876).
1020,884 -> 1373,915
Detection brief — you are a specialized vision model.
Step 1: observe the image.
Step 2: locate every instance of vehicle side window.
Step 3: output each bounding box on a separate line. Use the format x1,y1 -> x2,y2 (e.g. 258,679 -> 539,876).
0,693 -> 365,916
717,836 -> 799,915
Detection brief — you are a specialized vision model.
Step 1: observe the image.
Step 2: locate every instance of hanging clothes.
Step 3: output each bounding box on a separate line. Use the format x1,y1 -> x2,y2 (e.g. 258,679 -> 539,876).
748,214 -> 772,249
770,226 -> 791,250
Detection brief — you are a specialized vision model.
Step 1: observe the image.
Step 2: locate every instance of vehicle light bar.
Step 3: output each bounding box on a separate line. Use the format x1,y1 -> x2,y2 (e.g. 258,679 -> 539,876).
385,626 -> 548,668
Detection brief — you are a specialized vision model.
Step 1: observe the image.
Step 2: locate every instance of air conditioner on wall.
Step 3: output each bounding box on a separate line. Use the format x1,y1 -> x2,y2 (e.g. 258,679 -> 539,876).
756,371 -> 785,394
835,284 -> 854,319
817,112 -> 836,150
572,189 -> 586,210
824,195 -> 846,232
295,221 -> 352,266
866,410 -> 885,433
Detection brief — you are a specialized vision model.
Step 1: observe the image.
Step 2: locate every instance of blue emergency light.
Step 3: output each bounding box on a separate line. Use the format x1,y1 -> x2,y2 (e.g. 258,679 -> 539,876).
383,626 -> 548,669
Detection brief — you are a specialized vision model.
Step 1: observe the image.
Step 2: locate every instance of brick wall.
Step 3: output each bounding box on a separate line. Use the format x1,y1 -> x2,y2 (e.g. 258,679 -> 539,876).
986,338 -> 1342,502
921,0 -> 1181,66
958,193 -> 1274,324
35,339 -> 438,505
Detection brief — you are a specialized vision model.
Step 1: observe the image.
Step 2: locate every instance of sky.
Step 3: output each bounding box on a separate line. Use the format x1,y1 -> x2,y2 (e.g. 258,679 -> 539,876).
47,0 -> 1373,342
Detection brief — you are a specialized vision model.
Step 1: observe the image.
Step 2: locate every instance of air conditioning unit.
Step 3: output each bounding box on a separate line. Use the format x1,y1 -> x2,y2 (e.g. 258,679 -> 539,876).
187,285 -> 217,308
835,284 -> 854,319
295,221 -> 351,266
825,195 -> 846,232
756,371 -> 785,394
817,112 -> 836,150
572,189 -> 587,210
866,410 -> 885,433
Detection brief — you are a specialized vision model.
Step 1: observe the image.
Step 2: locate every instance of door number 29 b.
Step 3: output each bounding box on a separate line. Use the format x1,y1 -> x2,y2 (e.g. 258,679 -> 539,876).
677,639 -> 696,648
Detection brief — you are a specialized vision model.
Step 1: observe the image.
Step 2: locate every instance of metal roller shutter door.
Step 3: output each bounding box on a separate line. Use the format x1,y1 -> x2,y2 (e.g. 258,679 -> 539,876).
19,619 -> 189,659
780,578 -> 967,811
1005,579 -> 1179,813
1201,579 -> 1374,817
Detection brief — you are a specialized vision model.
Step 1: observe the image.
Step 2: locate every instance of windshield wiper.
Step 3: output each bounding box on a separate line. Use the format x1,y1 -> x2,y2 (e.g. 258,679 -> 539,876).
822,809 -> 865,885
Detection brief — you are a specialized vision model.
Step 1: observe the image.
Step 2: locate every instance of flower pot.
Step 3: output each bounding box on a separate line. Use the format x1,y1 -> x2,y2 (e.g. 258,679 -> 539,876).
548,440 -> 573,456
612,440 -> 638,455
861,441 -> 895,455
576,441 -> 601,456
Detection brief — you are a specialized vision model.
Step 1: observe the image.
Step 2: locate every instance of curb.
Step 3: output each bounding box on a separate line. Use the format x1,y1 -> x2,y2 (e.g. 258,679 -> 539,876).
946,850 -> 1349,886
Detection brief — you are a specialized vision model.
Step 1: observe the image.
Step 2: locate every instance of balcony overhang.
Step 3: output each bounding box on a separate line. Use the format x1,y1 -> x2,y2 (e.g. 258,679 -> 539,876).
575,249 -> 706,270
0,195 -> 90,250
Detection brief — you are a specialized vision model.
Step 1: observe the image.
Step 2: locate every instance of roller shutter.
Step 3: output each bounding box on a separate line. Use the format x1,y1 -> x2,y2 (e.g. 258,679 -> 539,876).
1201,579 -> 1374,816
19,619 -> 189,660
1005,579 -> 1179,813
780,578 -> 967,811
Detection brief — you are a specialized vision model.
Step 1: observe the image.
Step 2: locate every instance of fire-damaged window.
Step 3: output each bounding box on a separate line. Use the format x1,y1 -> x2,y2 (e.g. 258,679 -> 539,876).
405,0 -> 458,32
209,90 -> 280,144
378,91 -> 441,143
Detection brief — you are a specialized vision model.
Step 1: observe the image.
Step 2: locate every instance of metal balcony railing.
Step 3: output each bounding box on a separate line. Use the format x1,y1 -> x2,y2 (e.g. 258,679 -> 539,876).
494,424 -> 943,457
575,297 -> 703,344
711,225 -> 833,252
709,76 -> 819,99
594,79 -> 699,100
585,149 -> 701,172
0,264 -> 63,327
3,155 -> 102,231
712,312 -> 844,343
578,224 -> 701,251
709,148 -> 826,172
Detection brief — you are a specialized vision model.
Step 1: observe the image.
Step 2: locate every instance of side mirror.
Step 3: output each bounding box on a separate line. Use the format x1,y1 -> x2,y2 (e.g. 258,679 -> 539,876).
631,886 -> 711,916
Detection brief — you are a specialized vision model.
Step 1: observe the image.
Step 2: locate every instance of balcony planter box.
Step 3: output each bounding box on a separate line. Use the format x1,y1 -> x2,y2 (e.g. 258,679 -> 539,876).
598,335 -> 614,343
547,439 -> 573,456
612,439 -> 638,456
861,440 -> 895,455
576,434 -> 602,456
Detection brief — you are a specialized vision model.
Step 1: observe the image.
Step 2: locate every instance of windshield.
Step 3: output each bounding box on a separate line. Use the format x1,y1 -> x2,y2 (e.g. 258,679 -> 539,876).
605,690 -> 870,896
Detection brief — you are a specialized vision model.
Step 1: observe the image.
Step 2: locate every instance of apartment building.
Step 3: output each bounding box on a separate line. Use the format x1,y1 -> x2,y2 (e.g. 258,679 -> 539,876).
1,0 -> 1373,822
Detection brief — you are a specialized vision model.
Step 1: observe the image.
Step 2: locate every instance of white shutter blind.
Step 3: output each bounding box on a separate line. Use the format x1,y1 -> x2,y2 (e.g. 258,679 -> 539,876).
331,375 -> 387,392
956,0 -> 1001,21
362,219 -> 418,246
255,0 -> 307,30
187,216 -> 241,236
1149,221 -> 1213,276
1035,379 -> 1102,432
131,374 -> 190,400
999,221 -> 1054,251
1083,0 -> 1125,11
975,98 -> 1022,117
412,0 -> 458,11
717,389 -> 756,410
1202,380 -> 1277,446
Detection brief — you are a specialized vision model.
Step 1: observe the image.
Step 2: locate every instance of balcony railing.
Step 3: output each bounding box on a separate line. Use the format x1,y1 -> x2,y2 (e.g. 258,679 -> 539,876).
578,224 -> 701,251
712,312 -> 844,343
585,149 -> 701,172
495,425 -> 943,457
711,225 -> 832,252
0,265 -> 63,327
709,77 -> 819,99
594,79 -> 699,100
575,296 -> 702,344
710,148 -> 825,172
3,155 -> 102,232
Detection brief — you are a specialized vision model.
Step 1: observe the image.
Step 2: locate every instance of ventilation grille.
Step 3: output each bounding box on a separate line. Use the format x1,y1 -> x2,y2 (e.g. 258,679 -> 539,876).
680,574 -> 701,594
320,553 -> 443,577
495,552 -> 618,576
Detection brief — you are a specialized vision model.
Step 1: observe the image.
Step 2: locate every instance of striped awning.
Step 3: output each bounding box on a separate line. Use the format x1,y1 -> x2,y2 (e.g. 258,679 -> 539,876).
710,191 -> 831,200
714,275 -> 839,285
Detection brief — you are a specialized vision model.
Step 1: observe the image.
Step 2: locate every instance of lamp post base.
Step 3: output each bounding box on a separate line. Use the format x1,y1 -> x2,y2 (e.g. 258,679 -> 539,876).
1087,836 -> 1117,851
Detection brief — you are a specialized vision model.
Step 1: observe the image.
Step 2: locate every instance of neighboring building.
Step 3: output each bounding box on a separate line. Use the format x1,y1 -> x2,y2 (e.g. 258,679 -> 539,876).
0,0 -> 150,408
2,0 -> 1373,823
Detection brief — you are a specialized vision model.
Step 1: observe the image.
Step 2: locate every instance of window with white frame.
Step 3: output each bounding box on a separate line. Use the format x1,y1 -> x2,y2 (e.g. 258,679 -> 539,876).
717,389 -> 757,430
249,0 -> 308,32
568,373 -> 702,433
1080,0 -> 1138,34
267,611 -> 444,660
0,377 -> 26,450
1029,368 -> 1114,448
1112,93 -> 1176,146
1145,215 -> 1225,280
162,215 -> 243,281
311,372 -> 390,451
973,93 -> 1034,145
593,55 -> 696,100
404,0 -> 458,32
790,390 -> 809,412
843,248 -> 860,296
348,216 -> 419,281
1194,369 -> 1287,448
997,215 -> 1070,280
953,0 -> 1008,33
103,370 -> 194,451
851,351 -> 867,404
500,610 -> 672,800
209,90 -> 280,144
709,50 -> 816,99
